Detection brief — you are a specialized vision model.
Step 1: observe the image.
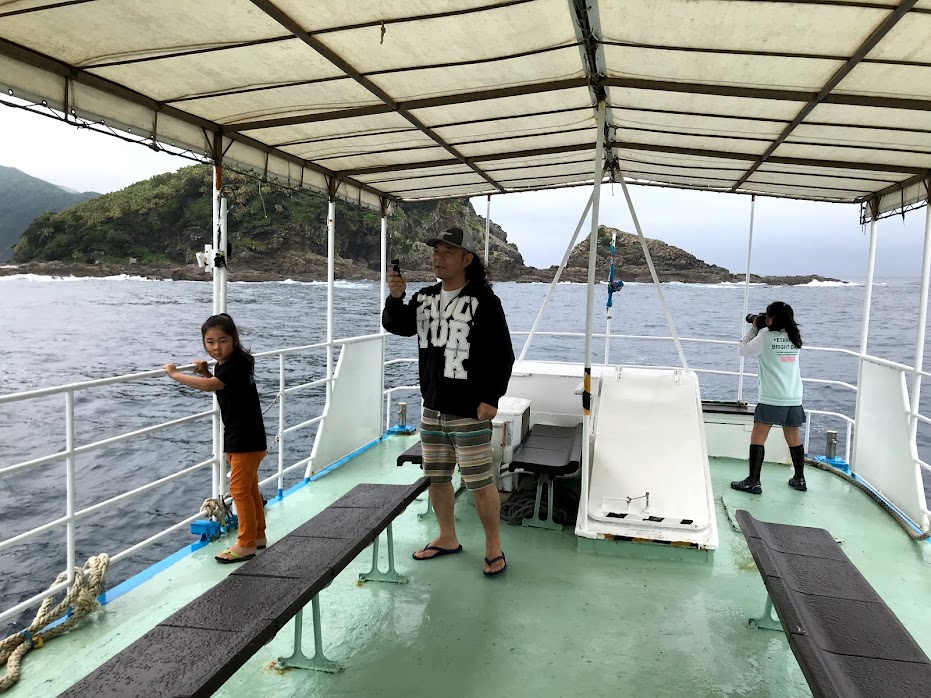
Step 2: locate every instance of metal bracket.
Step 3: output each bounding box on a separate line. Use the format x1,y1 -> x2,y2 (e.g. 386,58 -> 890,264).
277,597 -> 342,673
749,595 -> 783,632
359,523 -> 408,584
523,477 -> 563,531
418,495 -> 433,520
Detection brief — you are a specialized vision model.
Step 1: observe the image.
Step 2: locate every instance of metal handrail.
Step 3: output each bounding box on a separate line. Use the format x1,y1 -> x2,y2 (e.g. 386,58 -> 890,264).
0,334 -> 384,626
3,326 -> 930,626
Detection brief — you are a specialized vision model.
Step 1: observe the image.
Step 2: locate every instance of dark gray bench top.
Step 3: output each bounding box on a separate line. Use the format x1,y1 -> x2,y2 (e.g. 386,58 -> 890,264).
736,510 -> 931,698
510,423 -> 583,476
60,478 -> 429,698
396,441 -> 422,467
702,401 -> 753,416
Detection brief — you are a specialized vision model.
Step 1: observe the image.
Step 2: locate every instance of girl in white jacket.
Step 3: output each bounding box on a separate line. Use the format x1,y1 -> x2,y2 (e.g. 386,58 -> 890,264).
731,301 -> 806,494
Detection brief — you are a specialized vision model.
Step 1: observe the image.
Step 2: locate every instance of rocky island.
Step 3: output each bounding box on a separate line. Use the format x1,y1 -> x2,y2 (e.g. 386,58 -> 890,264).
3,166 -> 842,285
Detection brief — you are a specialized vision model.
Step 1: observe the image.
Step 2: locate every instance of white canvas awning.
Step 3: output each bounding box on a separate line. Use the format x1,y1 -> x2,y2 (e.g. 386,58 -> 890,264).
0,0 -> 928,218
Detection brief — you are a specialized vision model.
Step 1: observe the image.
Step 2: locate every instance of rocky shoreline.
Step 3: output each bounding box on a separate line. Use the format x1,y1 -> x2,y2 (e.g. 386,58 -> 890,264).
0,261 -> 846,285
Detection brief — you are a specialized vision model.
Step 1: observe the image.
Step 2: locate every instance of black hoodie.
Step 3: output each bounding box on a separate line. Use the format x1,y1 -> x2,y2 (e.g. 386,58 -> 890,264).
382,280 -> 514,418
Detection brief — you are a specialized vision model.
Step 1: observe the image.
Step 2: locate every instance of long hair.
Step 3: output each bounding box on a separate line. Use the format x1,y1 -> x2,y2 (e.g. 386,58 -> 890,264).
766,301 -> 802,349
201,313 -> 254,368
465,253 -> 492,290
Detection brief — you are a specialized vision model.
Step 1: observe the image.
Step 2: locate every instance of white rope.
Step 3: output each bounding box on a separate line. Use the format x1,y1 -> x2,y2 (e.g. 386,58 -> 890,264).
0,554 -> 110,693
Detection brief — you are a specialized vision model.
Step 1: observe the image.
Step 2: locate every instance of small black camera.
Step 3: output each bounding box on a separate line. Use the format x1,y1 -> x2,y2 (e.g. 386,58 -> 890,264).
391,258 -> 400,274
746,312 -> 767,329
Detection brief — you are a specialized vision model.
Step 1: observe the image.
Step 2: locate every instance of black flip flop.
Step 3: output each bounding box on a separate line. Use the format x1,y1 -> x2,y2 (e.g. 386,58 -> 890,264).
483,552 -> 507,576
412,544 -> 463,560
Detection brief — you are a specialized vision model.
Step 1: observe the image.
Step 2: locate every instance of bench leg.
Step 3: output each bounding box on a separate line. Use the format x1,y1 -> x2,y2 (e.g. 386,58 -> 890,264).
523,477 -> 563,531
749,595 -> 783,632
417,479 -> 463,520
418,495 -> 434,520
359,523 -> 408,584
276,597 -> 342,673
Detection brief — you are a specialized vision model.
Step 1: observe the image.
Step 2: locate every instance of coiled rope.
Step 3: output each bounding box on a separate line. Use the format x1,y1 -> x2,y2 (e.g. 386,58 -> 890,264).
499,476 -> 580,526
0,554 -> 110,693
199,496 -> 232,528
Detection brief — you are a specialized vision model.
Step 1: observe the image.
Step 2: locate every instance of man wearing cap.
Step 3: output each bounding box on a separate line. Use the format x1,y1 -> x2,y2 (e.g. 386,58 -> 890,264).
382,226 -> 514,576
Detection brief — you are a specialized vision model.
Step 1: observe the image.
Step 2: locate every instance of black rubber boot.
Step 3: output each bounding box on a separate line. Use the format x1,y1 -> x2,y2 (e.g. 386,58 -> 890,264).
731,444 -> 764,495
788,445 -> 807,491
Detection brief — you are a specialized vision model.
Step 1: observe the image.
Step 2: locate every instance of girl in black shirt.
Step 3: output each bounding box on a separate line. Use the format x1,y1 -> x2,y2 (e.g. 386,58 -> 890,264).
164,314 -> 268,563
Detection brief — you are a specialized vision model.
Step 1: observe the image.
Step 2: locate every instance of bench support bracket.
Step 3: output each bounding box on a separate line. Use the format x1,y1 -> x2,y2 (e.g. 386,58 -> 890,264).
749,594 -> 783,632
523,477 -> 563,531
360,523 -> 408,584
277,596 -> 342,673
418,476 -> 466,520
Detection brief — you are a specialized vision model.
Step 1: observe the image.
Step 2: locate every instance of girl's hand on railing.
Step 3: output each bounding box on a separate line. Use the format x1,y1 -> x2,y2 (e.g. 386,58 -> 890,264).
162,363 -> 179,378
193,360 -> 212,377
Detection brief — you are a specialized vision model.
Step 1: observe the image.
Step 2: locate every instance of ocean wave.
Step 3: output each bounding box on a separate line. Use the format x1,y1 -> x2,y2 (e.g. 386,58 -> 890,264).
801,280 -> 860,287
271,279 -> 373,289
0,273 -> 154,282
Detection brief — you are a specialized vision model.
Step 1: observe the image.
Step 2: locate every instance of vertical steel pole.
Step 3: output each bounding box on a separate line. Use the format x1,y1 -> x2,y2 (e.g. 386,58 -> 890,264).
211,159 -> 225,498
65,389 -> 76,585
737,195 -> 756,402
380,201 -> 388,434
484,194 -> 491,264
218,195 -> 228,313
212,164 -> 221,315
326,198 -> 336,404
859,215 -> 879,357
910,197 -> 931,441
579,100 -> 606,531
278,353 -> 286,499
605,231 -> 616,365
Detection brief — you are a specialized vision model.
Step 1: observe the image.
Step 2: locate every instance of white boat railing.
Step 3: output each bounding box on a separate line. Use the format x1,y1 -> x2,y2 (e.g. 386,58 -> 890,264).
0,332 -> 406,627
3,328 -> 929,626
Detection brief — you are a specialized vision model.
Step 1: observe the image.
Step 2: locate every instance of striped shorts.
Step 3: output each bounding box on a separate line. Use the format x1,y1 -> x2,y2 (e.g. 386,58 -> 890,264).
420,408 -> 494,491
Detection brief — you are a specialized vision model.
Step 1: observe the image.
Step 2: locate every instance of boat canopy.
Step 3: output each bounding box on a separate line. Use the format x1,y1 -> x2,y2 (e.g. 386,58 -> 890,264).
1,0 -> 929,219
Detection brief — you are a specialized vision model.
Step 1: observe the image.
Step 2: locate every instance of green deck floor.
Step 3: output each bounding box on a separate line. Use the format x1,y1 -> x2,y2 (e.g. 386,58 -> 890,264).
11,437 -> 931,697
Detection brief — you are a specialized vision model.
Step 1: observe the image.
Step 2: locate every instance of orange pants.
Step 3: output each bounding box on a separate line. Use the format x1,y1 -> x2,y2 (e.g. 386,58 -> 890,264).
227,451 -> 267,549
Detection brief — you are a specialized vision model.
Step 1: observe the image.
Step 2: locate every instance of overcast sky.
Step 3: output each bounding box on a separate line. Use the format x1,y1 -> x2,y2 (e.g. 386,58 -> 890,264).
1,105 -> 927,280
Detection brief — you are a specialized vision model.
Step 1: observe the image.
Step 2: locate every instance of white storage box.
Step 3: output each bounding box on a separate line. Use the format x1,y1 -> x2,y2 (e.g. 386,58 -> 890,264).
491,397 -> 532,490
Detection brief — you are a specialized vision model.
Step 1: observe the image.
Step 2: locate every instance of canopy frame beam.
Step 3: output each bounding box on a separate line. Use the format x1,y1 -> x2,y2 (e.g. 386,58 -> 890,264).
731,0 -> 920,191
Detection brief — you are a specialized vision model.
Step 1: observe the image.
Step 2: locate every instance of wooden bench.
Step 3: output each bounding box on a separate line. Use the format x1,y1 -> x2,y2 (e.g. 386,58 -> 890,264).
61,478 -> 429,697
736,510 -> 931,697
509,423 -> 583,530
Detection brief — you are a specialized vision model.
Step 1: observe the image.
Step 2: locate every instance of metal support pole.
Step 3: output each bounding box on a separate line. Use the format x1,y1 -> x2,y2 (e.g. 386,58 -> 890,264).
380,201 -> 388,433
859,215 -> 879,356
211,162 -> 225,499
65,389 -> 76,585
277,354 -> 285,499
484,194 -> 491,263
605,231 -> 617,365
617,177 -> 688,370
380,202 -> 388,327
326,198 -> 336,404
737,195 -> 756,402
910,197 -> 931,441
518,190 -> 595,361
579,100 -> 606,532
218,196 -> 228,313
212,166 -> 221,316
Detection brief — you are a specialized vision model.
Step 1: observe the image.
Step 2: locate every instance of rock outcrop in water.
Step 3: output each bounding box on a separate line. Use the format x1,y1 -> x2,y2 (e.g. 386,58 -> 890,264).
6,165 -> 840,284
